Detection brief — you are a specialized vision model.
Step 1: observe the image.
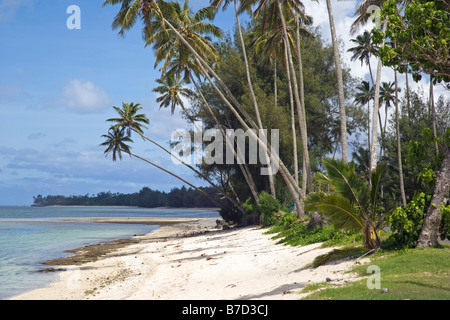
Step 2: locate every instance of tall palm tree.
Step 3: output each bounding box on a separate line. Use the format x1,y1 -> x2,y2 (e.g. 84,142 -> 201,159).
348,30 -> 378,85
211,0 -> 277,198
350,0 -> 387,173
100,126 -> 225,209
106,101 -> 246,213
354,80 -> 374,156
153,72 -> 193,115
104,0 -> 305,214
325,0 -> 348,164
379,81 -> 400,158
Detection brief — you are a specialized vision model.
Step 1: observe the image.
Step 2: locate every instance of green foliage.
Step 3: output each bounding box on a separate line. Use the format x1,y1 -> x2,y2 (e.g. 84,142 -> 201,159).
387,192 -> 431,248
305,158 -> 386,249
257,191 -> 281,227
373,0 -> 450,86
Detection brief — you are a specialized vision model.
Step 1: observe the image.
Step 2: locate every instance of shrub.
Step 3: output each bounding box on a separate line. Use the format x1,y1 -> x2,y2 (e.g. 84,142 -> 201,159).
387,191 -> 431,248
257,191 -> 281,227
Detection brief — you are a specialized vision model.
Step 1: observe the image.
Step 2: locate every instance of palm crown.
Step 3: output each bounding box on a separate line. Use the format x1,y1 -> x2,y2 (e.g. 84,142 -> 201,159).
106,102 -> 150,137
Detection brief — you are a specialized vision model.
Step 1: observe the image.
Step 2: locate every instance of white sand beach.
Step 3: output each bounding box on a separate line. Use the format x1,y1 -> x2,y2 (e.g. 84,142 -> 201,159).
10,218 -> 365,300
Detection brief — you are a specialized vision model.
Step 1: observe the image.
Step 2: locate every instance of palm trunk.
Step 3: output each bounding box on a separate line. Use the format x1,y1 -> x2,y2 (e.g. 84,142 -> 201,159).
128,152 -> 227,211
277,1 -> 316,223
233,0 -> 276,198
274,58 -> 278,108
161,16 -> 303,206
133,127 -> 244,212
429,77 -> 439,156
276,2 -> 311,192
367,101 -> 371,162
395,70 -> 407,206
295,13 -> 308,198
191,74 -> 260,203
326,0 -> 348,164
370,20 -> 388,173
405,72 -> 411,120
284,40 -> 299,190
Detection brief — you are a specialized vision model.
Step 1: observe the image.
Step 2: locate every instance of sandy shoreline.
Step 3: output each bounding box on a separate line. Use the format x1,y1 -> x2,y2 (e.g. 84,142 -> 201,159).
9,218 -> 366,300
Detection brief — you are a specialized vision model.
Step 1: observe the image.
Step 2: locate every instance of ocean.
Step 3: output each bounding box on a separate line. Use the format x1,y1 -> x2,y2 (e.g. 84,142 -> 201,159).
0,206 -> 220,300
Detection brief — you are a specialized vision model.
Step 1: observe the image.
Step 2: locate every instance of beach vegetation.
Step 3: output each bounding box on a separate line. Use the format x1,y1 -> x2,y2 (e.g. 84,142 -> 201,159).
304,158 -> 387,250
99,0 -> 450,257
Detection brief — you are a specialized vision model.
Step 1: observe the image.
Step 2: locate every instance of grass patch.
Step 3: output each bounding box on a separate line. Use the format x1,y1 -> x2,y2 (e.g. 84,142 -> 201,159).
302,244 -> 450,300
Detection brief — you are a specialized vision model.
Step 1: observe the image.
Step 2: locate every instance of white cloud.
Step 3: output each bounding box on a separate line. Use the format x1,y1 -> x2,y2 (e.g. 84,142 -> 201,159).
62,79 -> 111,113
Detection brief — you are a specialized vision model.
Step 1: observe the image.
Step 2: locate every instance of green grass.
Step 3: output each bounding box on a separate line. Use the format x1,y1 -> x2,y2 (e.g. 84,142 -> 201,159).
301,244 -> 450,300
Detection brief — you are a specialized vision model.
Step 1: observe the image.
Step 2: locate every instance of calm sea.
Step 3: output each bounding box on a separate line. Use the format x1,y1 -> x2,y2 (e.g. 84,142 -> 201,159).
0,206 -> 220,300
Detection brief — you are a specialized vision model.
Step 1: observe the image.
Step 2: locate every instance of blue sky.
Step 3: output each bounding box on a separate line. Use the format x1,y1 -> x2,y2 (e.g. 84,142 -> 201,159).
0,0 -> 445,205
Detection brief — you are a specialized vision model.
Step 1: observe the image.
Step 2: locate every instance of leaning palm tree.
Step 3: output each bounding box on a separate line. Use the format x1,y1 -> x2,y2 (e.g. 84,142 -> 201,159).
305,158 -> 386,250
105,102 -> 245,213
100,126 -> 225,209
104,0 -> 305,215
240,0 -> 314,194
211,0 -> 277,199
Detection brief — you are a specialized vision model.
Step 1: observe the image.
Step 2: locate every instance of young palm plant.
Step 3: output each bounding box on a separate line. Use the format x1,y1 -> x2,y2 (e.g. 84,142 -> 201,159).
304,158 -> 386,250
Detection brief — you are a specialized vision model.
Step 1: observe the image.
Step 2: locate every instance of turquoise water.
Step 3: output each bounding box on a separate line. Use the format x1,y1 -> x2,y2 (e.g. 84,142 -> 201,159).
0,206 -> 219,299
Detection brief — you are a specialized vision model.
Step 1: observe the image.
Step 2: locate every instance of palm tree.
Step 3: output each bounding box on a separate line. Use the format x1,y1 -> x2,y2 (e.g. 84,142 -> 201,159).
348,30 -> 378,85
106,102 -> 149,137
350,0 -> 387,173
147,0 -> 222,73
100,126 -> 225,209
105,101 -> 246,213
379,81 -> 400,158
325,0 -> 348,164
305,158 -> 386,250
153,72 -> 193,115
354,80 -> 374,155
104,0 -> 305,216
211,0 -> 277,198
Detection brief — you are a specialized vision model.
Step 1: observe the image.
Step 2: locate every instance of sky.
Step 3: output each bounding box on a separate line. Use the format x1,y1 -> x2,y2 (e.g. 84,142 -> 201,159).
0,0 -> 447,205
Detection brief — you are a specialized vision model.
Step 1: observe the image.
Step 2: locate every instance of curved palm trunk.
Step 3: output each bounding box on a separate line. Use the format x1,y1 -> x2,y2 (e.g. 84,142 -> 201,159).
326,0 -> 348,164
134,128 -> 244,213
128,152 -> 226,210
161,16 -> 303,207
277,1 -> 317,222
233,0 -> 276,199
191,74 -> 260,203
